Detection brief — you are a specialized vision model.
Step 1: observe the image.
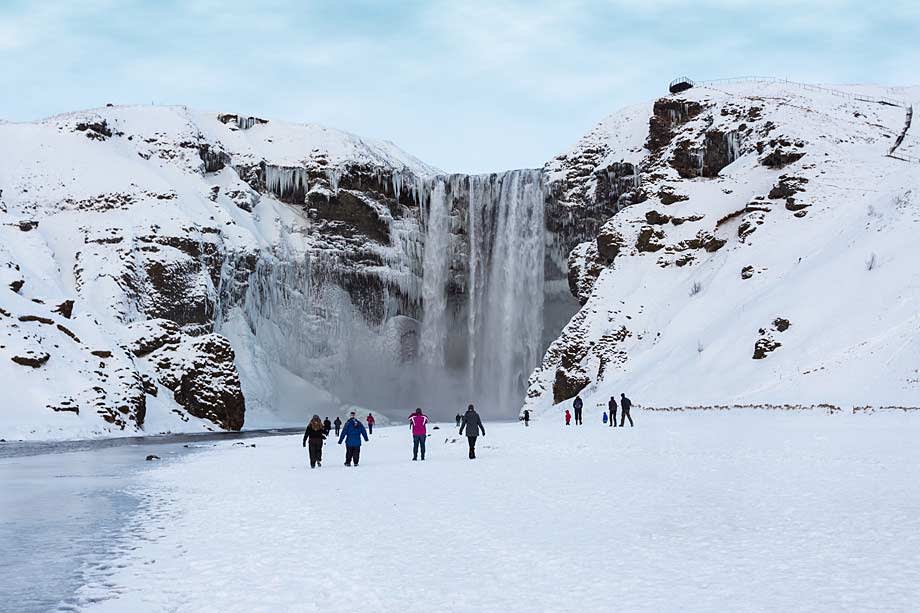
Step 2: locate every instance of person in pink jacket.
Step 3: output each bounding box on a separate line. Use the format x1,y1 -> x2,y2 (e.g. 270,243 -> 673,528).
408,408 -> 429,461
366,413 -> 376,435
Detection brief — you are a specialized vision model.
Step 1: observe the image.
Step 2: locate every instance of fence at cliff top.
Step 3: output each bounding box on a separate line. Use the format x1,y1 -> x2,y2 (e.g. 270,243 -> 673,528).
695,76 -> 907,108
695,76 -> 919,164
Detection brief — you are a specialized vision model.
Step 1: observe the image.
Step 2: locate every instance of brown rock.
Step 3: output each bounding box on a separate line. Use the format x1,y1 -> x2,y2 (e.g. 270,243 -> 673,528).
552,367 -> 590,404
12,351 -> 50,368
636,226 -> 666,252
645,210 -> 671,225
753,337 -> 781,360
54,300 -> 75,319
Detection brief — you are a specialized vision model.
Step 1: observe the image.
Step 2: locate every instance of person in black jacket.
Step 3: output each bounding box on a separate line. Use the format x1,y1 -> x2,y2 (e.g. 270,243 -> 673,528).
455,413 -> 462,427
322,417 -> 332,436
333,416 -> 343,436
459,404 -> 485,459
573,395 -> 584,425
608,396 -> 617,427
620,393 -> 634,427
302,415 -> 327,468
522,409 -> 530,427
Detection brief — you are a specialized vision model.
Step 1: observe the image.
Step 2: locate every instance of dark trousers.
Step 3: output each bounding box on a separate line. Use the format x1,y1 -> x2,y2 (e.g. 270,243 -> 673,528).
345,446 -> 361,466
467,436 -> 478,459
609,409 -> 617,426
574,408 -> 582,425
413,435 -> 426,460
335,425 -> 341,436
524,419 -> 529,427
308,439 -> 323,467
620,409 -> 633,427
368,423 -> 373,435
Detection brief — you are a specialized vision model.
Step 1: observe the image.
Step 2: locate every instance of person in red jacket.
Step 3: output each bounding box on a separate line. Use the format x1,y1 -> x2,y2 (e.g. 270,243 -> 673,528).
565,409 -> 572,426
366,413 -> 376,435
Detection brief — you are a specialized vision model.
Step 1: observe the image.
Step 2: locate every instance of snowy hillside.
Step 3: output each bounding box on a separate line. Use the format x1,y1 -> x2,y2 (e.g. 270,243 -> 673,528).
528,79 -> 920,414
3,79 -> 919,441
0,105 -> 441,439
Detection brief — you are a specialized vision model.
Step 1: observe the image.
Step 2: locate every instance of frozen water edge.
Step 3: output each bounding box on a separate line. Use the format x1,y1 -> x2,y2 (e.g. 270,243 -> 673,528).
0,430 -> 302,613
70,411 -> 920,612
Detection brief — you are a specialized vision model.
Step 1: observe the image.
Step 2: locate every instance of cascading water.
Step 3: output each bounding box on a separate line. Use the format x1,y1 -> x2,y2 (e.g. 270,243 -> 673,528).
416,169 -> 547,413
465,170 -> 546,413
418,180 -> 450,366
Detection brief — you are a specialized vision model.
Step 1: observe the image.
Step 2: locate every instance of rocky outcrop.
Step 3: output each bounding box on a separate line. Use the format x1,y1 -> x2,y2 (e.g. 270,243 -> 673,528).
169,335 -> 245,431
128,320 -> 243,430
647,98 -> 703,150
11,350 -> 50,368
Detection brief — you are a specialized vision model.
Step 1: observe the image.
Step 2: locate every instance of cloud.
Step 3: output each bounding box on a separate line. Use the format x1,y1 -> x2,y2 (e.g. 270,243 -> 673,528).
1,0 -> 917,171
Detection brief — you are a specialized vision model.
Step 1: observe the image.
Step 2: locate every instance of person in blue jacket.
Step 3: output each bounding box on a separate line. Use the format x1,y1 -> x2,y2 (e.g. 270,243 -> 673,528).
338,411 -> 369,466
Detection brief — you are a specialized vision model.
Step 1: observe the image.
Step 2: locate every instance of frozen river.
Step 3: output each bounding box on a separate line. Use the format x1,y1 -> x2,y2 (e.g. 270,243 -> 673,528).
0,429 -> 298,613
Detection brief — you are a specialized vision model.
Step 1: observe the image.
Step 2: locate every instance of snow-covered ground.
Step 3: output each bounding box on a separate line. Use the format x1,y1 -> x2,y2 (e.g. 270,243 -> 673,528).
64,410 -> 920,612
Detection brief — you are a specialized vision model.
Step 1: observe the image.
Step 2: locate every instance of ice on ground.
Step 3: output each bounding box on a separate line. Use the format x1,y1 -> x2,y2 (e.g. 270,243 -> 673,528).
70,411 -> 920,612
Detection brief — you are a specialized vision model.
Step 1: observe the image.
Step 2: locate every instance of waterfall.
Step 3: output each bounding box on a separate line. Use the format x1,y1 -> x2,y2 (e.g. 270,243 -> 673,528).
217,166 -> 559,420
416,169 -> 547,413
418,180 -> 450,365
465,170 -> 546,412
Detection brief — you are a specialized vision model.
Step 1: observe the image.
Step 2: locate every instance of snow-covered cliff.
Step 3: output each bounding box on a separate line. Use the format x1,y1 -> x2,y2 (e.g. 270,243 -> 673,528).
0,105 -> 591,439
3,79 -> 918,440
528,79 -> 920,414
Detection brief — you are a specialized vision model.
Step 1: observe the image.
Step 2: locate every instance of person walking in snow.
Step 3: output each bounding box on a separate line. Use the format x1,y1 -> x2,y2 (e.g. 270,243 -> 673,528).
522,409 -> 530,427
323,417 -> 332,436
608,396 -> 618,428
565,409 -> 571,426
338,411 -> 369,466
619,393 -> 634,427
603,411 -> 608,425
408,408 -> 429,461
459,404 -> 485,459
333,416 -> 343,437
366,413 -> 376,435
302,415 -> 327,468
573,396 -> 584,425
455,412 -> 462,427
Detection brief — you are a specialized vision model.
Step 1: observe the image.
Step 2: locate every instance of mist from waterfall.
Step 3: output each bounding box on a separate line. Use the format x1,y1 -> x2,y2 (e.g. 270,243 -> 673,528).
222,168 -> 568,421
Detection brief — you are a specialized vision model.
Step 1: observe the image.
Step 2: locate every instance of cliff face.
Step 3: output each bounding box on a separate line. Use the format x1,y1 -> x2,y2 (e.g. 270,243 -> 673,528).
4,81 -> 918,439
528,80 -> 920,413
0,106 -> 596,438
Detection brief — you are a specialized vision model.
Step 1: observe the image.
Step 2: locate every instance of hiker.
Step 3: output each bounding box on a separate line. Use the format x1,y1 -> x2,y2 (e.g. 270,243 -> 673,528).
323,417 -> 332,435
608,396 -> 618,427
302,415 -> 327,468
603,411 -> 608,425
522,409 -> 530,427
455,413 -> 462,427
573,395 -> 584,425
367,413 -> 376,435
338,411 -> 369,466
459,404 -> 485,459
333,416 -> 343,437
565,409 -> 571,426
620,393 -> 634,427
408,408 -> 429,461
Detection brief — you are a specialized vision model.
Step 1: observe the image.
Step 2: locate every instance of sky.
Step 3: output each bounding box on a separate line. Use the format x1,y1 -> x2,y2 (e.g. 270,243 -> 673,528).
1,0 -> 918,173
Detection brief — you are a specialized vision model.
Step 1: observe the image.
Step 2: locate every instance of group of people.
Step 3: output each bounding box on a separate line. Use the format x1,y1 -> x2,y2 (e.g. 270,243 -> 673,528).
303,412 -> 376,468
564,394 -> 634,427
303,393 -> 632,468
302,404 -> 487,468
